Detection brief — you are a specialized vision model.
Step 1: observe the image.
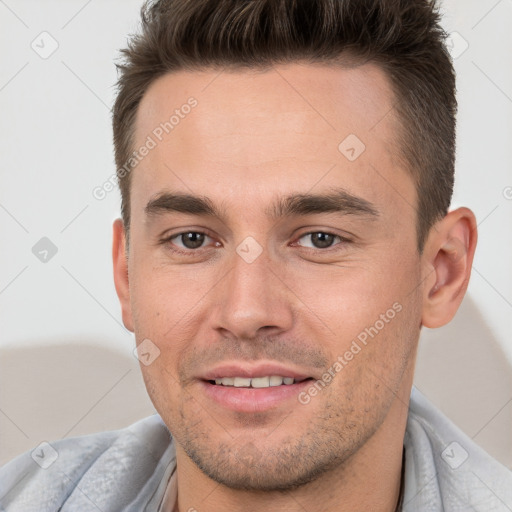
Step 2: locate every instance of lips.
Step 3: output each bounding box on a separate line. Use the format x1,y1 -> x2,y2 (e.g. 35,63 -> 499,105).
200,362 -> 313,383
197,362 -> 315,412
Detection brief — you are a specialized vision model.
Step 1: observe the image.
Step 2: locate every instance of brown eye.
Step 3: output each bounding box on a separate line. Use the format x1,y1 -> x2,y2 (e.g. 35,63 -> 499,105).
298,232 -> 340,249
172,232 -> 208,250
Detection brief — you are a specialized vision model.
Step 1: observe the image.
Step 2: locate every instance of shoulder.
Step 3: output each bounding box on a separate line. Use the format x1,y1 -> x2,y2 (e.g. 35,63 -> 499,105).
0,414 -> 175,512
404,387 -> 512,511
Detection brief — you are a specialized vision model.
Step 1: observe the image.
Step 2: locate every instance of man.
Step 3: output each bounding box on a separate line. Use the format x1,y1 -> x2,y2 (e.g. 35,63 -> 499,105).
1,0 -> 511,510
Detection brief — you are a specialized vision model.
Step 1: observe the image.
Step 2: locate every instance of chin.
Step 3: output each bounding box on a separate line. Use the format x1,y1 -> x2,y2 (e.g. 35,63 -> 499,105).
180,435 -> 353,492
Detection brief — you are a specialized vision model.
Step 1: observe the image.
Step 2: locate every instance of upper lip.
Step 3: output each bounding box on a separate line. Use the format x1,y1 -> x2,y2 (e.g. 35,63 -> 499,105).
200,362 -> 313,381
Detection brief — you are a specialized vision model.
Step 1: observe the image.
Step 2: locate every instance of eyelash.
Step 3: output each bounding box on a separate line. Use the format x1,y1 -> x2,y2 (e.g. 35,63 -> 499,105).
159,230 -> 351,256
291,232 -> 351,251
160,232 -> 216,256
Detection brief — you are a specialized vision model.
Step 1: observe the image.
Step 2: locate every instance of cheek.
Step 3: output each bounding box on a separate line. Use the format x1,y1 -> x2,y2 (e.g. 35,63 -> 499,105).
129,259 -> 207,333
290,270 -> 393,331
312,287 -> 420,422
287,249 -> 421,354
129,262 -> 215,386
139,361 -> 184,431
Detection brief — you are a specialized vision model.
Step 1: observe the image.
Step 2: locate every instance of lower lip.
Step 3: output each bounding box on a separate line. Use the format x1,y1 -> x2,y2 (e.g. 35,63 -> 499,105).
200,380 -> 312,413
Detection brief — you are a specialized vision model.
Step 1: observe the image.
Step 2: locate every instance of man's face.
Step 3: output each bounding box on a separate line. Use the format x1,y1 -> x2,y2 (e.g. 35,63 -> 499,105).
121,62 -> 424,490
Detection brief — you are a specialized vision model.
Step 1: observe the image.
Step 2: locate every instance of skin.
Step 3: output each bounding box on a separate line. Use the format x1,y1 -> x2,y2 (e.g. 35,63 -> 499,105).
113,62 -> 477,512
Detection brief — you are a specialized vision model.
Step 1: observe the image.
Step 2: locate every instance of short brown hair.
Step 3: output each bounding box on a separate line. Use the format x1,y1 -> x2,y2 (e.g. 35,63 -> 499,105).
112,0 -> 456,252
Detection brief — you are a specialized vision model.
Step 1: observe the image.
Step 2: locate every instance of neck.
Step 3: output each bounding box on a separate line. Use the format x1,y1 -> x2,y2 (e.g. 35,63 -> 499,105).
172,378 -> 412,512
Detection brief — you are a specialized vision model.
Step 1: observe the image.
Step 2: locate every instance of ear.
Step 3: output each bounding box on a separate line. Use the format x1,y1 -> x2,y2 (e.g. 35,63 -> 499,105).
421,207 -> 477,328
113,218 -> 134,332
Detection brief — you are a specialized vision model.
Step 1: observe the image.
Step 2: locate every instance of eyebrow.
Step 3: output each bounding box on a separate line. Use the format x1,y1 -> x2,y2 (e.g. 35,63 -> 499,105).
267,189 -> 379,220
145,193 -> 221,218
144,188 -> 379,221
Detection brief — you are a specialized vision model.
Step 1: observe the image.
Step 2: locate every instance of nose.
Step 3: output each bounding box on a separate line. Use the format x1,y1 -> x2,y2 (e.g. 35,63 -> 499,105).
210,244 -> 294,340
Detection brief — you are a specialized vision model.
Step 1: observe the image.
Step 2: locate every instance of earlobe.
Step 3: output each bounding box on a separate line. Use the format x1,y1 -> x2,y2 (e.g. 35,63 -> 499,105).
421,207 -> 477,328
112,218 -> 134,332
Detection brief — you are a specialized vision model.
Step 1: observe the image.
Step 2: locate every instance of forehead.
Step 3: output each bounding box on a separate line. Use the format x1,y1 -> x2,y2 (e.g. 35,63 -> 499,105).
131,62 -> 414,224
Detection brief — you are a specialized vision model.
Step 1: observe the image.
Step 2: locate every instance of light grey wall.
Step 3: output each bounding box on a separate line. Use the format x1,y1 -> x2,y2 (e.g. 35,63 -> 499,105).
1,0 -> 511,468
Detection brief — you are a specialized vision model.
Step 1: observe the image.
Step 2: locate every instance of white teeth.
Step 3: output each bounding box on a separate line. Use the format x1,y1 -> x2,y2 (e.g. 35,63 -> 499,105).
233,377 -> 251,387
214,376 -> 297,388
269,376 -> 284,386
251,376 -> 270,388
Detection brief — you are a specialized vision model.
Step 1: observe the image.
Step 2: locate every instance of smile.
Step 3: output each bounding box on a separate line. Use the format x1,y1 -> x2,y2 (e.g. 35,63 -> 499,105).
211,376 -> 306,388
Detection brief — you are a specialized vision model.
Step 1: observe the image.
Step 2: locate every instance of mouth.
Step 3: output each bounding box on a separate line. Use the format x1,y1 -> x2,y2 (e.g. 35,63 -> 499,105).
208,376 -> 311,388
198,364 -> 316,412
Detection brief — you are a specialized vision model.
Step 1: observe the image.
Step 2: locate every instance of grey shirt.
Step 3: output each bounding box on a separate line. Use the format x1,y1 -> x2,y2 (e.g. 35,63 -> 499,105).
1,387 -> 511,511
